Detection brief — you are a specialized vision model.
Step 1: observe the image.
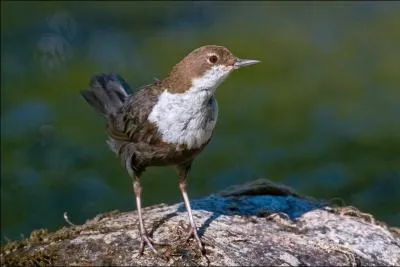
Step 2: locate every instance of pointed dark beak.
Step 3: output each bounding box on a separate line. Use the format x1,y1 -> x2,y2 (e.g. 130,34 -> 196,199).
234,58 -> 260,69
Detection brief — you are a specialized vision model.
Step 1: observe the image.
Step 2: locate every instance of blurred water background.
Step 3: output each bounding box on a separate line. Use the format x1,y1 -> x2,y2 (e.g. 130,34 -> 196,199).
2,1 -> 400,241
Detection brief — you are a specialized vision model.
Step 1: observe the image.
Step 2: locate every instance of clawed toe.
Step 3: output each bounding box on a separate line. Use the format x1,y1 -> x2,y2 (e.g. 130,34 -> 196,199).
178,222 -> 205,254
139,234 -> 158,256
187,227 -> 205,254
149,237 -> 171,246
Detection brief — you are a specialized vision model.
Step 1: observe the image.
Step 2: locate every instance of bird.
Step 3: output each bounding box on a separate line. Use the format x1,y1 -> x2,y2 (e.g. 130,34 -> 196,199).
80,45 -> 259,255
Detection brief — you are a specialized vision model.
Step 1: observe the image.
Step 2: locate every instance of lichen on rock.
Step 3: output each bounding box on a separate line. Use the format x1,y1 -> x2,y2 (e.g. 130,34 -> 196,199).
1,179 -> 399,266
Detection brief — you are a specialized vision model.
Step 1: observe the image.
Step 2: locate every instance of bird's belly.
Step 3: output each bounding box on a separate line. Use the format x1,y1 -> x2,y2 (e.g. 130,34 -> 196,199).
109,135 -> 209,168
147,142 -> 208,166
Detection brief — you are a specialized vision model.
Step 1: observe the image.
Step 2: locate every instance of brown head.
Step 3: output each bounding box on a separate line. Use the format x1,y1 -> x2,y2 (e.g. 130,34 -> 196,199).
161,45 -> 259,93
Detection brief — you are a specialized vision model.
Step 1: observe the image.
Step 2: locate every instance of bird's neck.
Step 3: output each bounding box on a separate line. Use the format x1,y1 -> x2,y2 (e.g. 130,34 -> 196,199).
160,68 -> 192,94
160,76 -> 216,107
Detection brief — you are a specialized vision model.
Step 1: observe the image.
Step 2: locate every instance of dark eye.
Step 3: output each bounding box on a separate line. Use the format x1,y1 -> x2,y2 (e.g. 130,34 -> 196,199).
208,55 -> 218,64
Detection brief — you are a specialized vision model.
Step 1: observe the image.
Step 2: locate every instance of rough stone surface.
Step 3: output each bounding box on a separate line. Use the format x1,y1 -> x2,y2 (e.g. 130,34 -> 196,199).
1,179 -> 399,266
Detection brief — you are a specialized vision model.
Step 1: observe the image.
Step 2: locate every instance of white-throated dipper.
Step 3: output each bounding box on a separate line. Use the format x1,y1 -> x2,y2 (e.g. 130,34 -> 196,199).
81,45 -> 259,255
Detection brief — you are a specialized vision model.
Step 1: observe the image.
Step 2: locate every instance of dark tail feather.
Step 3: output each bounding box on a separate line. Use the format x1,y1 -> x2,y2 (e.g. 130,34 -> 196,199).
81,73 -> 131,117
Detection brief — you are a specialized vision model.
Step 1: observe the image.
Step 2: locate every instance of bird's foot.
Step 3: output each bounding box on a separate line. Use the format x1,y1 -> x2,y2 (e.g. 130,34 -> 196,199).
179,221 -> 205,254
139,233 -> 158,256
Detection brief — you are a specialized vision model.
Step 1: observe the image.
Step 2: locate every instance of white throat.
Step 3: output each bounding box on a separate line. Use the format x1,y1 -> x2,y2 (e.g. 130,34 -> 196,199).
148,65 -> 231,149
191,64 -> 232,93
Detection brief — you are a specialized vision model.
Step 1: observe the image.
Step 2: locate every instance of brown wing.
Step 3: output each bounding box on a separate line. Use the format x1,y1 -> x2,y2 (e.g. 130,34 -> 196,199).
106,82 -> 163,145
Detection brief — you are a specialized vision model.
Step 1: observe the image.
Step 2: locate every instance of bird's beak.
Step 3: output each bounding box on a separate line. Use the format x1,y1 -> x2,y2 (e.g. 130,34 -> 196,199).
234,58 -> 260,69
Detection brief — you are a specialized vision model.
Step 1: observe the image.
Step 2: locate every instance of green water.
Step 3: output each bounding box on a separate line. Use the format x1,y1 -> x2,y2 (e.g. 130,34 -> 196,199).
2,2 -> 400,241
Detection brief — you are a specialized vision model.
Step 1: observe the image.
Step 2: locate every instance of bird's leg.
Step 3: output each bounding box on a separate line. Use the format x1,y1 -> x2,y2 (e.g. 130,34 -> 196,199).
132,175 -> 158,255
177,163 -> 205,254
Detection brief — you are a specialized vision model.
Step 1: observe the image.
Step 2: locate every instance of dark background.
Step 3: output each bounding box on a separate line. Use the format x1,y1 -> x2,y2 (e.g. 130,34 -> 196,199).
2,1 -> 400,241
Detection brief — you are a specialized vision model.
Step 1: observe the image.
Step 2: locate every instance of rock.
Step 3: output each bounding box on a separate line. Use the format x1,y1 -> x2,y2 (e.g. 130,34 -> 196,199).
1,179 -> 399,266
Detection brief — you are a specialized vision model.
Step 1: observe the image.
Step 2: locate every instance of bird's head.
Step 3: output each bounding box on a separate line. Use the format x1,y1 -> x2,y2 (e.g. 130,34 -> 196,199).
162,45 -> 260,94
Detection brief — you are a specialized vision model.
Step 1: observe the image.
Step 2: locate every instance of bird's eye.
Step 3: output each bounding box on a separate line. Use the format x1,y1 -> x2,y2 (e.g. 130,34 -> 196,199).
208,55 -> 218,64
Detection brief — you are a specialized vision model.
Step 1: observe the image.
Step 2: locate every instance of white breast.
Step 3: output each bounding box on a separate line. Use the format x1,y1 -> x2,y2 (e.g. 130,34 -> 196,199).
148,90 -> 218,149
148,65 -> 230,149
